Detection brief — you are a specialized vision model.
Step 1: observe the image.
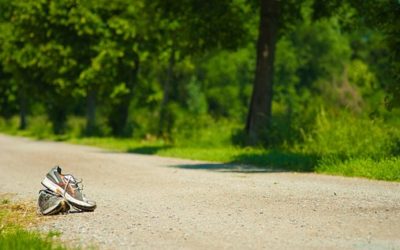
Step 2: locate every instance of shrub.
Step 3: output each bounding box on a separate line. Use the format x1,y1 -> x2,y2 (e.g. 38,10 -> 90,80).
300,109 -> 399,160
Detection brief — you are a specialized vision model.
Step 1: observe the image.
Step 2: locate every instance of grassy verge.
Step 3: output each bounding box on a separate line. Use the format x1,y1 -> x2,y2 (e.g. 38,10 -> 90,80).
317,157 -> 400,181
0,194 -> 66,250
0,114 -> 399,182
68,137 -> 400,180
2,131 -> 399,181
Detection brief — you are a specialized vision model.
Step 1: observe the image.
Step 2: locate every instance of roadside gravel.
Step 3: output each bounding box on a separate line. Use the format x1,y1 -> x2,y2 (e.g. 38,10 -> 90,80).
0,134 -> 399,249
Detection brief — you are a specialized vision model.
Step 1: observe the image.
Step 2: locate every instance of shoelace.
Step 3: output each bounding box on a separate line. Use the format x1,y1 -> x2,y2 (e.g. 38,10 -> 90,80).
63,174 -> 84,194
61,175 -> 85,210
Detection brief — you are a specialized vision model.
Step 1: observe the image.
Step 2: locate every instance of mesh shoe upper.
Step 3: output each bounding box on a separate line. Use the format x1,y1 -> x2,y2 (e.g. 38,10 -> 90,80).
42,166 -> 96,211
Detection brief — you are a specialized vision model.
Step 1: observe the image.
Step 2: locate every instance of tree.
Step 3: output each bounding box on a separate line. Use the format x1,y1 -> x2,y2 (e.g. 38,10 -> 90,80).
311,0 -> 399,110
245,0 -> 280,144
355,0 -> 400,109
245,0 -> 400,145
0,1 -> 43,130
0,0 -> 151,135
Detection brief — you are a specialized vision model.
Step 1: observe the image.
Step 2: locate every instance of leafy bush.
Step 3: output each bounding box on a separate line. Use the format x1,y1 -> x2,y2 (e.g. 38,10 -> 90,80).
300,109 -> 400,160
27,116 -> 53,139
172,114 -> 241,147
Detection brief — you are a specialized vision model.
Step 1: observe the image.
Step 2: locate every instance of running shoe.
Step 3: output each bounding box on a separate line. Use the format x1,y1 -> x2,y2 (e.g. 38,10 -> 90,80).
38,189 -> 70,215
41,166 -> 96,212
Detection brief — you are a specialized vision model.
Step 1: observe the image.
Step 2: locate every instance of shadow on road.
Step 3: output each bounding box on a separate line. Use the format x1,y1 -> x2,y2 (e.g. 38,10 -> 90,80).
169,163 -> 285,173
127,145 -> 171,154
101,144 -> 319,174
170,151 -> 318,173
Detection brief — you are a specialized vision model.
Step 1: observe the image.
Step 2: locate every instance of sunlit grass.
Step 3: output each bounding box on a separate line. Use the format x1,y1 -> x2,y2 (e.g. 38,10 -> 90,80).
317,157 -> 400,181
0,194 -> 67,250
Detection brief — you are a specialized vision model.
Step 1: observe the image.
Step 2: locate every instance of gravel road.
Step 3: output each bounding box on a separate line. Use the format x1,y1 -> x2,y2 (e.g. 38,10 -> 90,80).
0,134 -> 399,249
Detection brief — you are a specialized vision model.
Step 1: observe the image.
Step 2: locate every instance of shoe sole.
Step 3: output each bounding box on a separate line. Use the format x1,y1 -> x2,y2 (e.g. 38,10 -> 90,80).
41,177 -> 96,211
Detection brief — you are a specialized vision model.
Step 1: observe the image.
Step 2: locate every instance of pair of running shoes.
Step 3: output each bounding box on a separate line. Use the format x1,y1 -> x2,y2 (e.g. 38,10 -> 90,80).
38,166 -> 96,215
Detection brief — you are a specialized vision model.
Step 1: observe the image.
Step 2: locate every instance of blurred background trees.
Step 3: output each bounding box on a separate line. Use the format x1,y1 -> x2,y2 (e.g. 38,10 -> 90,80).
0,0 -> 398,148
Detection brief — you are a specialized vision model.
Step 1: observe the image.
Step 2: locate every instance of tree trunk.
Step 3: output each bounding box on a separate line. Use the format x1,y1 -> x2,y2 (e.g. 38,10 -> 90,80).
85,86 -> 97,135
245,0 -> 280,145
18,84 -> 27,130
158,45 -> 176,136
48,102 -> 67,135
109,55 -> 139,137
18,90 -> 27,130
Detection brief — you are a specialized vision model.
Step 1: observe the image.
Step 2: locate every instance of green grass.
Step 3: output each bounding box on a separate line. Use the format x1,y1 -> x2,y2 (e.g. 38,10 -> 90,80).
0,229 -> 67,250
0,113 -> 399,181
0,195 -> 67,250
317,157 -> 400,181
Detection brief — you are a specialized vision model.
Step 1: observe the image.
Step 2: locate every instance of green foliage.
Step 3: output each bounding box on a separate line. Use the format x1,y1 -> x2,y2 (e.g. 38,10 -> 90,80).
351,0 -> 400,109
172,116 -> 240,147
200,48 -> 254,119
26,116 -> 53,139
0,65 -> 16,119
185,77 -> 208,116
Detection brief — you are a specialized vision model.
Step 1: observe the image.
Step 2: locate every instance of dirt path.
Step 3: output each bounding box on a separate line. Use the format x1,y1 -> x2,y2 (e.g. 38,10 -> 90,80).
0,134 -> 399,249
